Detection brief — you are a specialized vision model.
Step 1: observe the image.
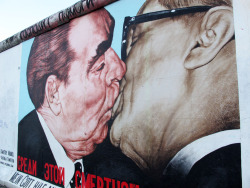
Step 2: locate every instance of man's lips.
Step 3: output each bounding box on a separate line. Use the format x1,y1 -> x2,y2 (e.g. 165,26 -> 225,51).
111,92 -> 124,119
112,78 -> 126,118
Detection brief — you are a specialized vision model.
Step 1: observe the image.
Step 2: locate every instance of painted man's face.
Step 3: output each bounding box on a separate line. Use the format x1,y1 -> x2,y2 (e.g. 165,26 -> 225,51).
110,1 -> 238,176
58,9 -> 126,158
110,2 -> 193,173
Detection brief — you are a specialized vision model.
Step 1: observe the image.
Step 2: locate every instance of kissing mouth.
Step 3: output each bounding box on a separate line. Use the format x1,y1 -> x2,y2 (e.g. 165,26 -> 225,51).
111,92 -> 124,120
111,78 -> 126,119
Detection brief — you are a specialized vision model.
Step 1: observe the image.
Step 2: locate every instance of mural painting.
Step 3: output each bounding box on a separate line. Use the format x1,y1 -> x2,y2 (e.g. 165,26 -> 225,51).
0,0 -> 246,187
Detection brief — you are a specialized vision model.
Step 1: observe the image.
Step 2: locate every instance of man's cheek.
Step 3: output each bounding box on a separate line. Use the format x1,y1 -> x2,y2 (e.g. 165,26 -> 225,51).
85,81 -> 106,106
86,93 -> 105,111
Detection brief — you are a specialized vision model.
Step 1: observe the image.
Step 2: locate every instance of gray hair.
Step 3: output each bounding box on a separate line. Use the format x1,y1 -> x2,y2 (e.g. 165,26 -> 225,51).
158,0 -> 232,9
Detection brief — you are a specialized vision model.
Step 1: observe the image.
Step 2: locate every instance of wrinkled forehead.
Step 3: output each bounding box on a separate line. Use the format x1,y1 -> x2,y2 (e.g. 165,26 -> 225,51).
68,9 -> 114,53
138,0 -> 166,15
89,8 -> 114,32
71,8 -> 114,32
132,1 -> 169,34
126,1 -> 169,43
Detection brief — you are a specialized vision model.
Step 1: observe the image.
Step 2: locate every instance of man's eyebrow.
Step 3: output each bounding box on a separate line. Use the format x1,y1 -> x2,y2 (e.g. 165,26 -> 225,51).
87,39 -> 111,73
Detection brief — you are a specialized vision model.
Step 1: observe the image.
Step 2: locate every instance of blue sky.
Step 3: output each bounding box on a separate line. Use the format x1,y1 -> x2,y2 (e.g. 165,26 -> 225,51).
0,0 -> 79,41
0,0 -> 145,42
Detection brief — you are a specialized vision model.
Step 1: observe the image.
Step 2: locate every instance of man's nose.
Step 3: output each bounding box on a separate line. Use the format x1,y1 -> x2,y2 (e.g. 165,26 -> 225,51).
105,48 -> 126,86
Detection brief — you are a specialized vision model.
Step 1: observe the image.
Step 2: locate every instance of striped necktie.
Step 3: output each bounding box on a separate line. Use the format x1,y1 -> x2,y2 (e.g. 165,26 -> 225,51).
70,162 -> 82,188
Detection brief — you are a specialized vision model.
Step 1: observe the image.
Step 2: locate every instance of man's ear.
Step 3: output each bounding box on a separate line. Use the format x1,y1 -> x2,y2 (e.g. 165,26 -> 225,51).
184,6 -> 234,69
45,75 -> 61,116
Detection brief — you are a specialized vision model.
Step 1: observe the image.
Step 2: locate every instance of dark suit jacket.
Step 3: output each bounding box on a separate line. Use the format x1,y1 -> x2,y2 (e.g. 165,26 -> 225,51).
18,110 -> 61,186
162,143 -> 242,188
86,140 -> 242,188
20,111 -> 240,188
83,132 -> 154,188
18,111 -> 151,187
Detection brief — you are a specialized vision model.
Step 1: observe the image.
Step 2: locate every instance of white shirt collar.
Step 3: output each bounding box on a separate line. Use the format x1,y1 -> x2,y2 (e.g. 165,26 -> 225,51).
163,129 -> 240,177
37,111 -> 84,187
